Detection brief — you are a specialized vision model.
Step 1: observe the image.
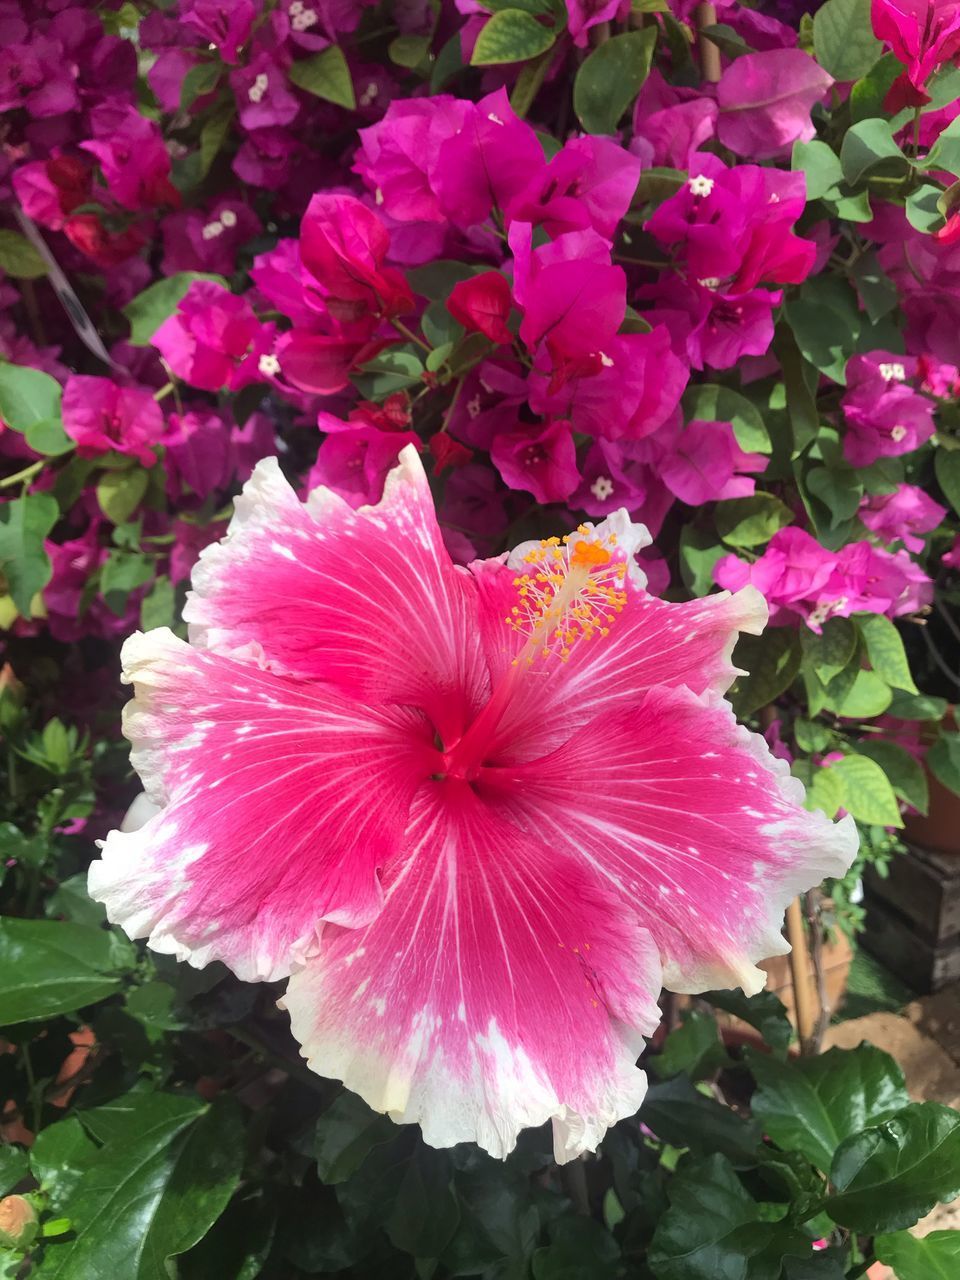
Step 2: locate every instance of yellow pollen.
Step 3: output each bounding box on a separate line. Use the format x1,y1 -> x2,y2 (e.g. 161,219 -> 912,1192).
505,532 -> 629,663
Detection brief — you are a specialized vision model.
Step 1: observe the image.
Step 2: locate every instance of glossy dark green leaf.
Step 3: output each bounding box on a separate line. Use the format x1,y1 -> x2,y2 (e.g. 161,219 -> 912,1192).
532,1217 -> 620,1280
649,1154 -> 811,1280
651,1010 -> 729,1081
827,1102 -> 960,1232
36,1095 -> 243,1280
386,1147 -> 460,1257
732,629 -> 802,716
289,46 -> 356,108
0,918 -> 134,1023
30,1116 -> 99,1203
875,1229 -> 960,1279
640,1078 -> 763,1166
0,1145 -> 28,1195
573,29 -> 657,135
700,989 -> 793,1054
314,1090 -> 398,1185
747,1045 -> 909,1172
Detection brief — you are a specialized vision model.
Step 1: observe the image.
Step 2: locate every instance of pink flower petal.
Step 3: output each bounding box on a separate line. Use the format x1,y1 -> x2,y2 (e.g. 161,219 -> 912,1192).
282,782 -> 661,1162
88,629 -> 434,982
183,448 -> 490,747
488,685 -> 857,995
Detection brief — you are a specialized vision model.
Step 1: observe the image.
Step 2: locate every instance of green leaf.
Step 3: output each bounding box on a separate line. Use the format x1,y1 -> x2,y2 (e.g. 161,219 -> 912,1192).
0,492 -> 58,617
795,718 -> 832,753
100,549 -> 154,616
354,346 -> 424,396
30,1117 -> 99,1203
470,10 -> 557,65
774,323 -> 820,452
925,114 -> 960,177
510,47 -> 553,116
732,629 -> 802,716
827,1102 -> 960,1233
97,468 -> 149,525
813,0 -> 882,81
850,251 -> 900,323
313,1091 -> 397,1185
0,918 -> 134,1023
389,34 -> 432,69
806,763 -> 846,818
573,29 -> 658,135
875,1229 -> 960,1279
840,118 -> 910,186
123,273 -> 227,346
36,1095 -> 243,1280
800,617 -> 858,683
831,751 -> 902,825
640,1078 -> 763,1165
0,363 -> 62,432
532,1217 -> 620,1279
386,1148 -> 460,1258
806,465 -> 864,527
907,183 -> 947,233
25,418 -> 74,457
747,1044 -> 909,1172
786,277 -> 862,384
652,1010 -> 729,1081
0,1146 -> 28,1195
681,384 -> 771,454
935,448 -> 960,514
179,61 -> 221,111
850,53 -> 901,122
715,495 -> 793,547
855,739 -> 929,814
431,32 -> 464,91
0,229 -> 47,280
828,668 -> 893,720
288,46 -> 356,109
700,989 -> 793,1054
678,526 -> 725,597
857,613 -> 918,692
199,101 -> 236,178
140,575 -> 176,631
887,690 -> 948,720
792,139 -> 843,201
928,731 -> 960,798
649,1154 -> 811,1280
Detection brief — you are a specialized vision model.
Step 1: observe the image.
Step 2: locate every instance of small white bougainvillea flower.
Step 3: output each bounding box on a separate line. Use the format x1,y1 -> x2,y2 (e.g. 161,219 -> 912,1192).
89,446 -> 856,1162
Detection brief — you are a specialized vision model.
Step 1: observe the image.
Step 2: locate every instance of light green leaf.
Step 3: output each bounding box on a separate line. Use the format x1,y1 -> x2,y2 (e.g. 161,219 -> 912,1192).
935,448 -> 960,515
800,617 -> 858,682
855,739 -> 929,814
288,46 -> 356,109
840,118 -> 910,186
0,492 -> 58,617
792,139 -> 843,201
813,0 -> 882,81
140,575 -> 176,631
0,363 -> 62,432
573,29 -> 658,135
0,918 -> 134,1023
97,469 -> 149,525
100,549 -> 154,616
925,114 -> 960,177
927,731 -> 960,798
471,10 -> 557,65
907,183 -> 947,233
857,613 -> 918,692
682,383 -> 771,453
715,495 -> 793,547
831,752 -> 902,826
827,1102 -> 960,1233
678,525 -> 725,597
806,763 -> 846,818
875,1229 -> 960,1280
0,229 -> 47,280
123,273 -> 228,346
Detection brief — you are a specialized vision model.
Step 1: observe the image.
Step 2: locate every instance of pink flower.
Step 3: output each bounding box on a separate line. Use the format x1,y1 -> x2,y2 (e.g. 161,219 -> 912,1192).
308,425 -> 421,507
714,527 -> 838,623
152,281 -> 273,392
646,279 -> 781,371
231,55 -> 300,131
299,193 -> 414,322
354,97 -> 469,224
842,351 -> 935,465
89,448 -> 854,1160
80,104 -> 179,212
506,136 -> 642,243
659,419 -> 766,506
490,419 -> 580,503
181,0 -> 256,64
716,50 -> 833,160
164,411 -> 234,501
872,0 -> 960,101
161,199 -> 262,277
62,376 -> 165,466
859,484 -> 947,552
447,272 -> 513,344
944,532 -> 960,568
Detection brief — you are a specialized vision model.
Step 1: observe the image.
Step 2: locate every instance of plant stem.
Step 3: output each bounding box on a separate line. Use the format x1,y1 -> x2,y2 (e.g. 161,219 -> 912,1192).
152,381 -> 175,402
0,460 -> 45,489
391,319 -> 430,352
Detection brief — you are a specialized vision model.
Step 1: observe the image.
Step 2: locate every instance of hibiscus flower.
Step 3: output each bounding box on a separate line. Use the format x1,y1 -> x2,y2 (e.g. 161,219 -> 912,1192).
89,448 -> 855,1161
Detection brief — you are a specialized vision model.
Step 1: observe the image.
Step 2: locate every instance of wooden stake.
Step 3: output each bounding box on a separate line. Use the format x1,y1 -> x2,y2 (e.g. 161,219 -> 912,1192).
695,3 -> 722,84
785,897 -> 817,1051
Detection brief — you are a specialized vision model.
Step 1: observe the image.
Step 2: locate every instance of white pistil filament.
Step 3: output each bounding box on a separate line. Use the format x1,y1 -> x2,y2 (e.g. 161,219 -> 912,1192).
506,530 -> 628,665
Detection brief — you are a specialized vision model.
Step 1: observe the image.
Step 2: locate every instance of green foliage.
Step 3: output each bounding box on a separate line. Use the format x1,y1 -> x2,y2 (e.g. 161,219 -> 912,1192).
0,492 -> 58,616
875,1229 -> 960,1279
812,0 -> 882,80
471,11 -> 558,66
574,30 -> 658,134
288,47 -> 356,108
0,918 -> 134,1023
123,273 -> 228,345
0,230 -> 47,280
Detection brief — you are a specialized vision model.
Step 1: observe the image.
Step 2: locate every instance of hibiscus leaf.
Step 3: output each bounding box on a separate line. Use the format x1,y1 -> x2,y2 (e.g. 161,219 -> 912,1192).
812,0 -> 882,82
471,11 -> 558,67
313,1091 -> 398,1185
651,1010 -> 730,1082
0,492 -> 59,617
124,272 -> 227,346
573,29 -> 658,135
289,46 -> 356,109
827,1102 -> 960,1233
0,917 -> 134,1023
856,613 -> 917,692
731,629 -> 802,716
935,447 -> 960,514
0,1146 -> 28,1196
700,989 -> 794,1055
830,752 -> 902,825
854,739 -> 929,815
640,1079 -> 763,1165
875,1229 -> 960,1279
532,1217 -> 620,1279
746,1044 -> 909,1172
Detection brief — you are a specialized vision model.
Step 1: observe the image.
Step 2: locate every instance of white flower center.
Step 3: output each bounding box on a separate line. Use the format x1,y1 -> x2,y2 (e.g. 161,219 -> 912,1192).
375,187 -> 384,205
688,175 -> 714,197
890,425 -> 907,442
292,9 -> 318,29
879,361 -> 906,382
488,112 -> 505,126
202,220 -> 224,240
599,352 -> 614,368
219,209 -> 237,229
359,82 -> 378,107
698,277 -> 721,290
466,395 -> 481,418
259,353 -> 281,376
248,73 -> 269,103
590,476 -> 614,501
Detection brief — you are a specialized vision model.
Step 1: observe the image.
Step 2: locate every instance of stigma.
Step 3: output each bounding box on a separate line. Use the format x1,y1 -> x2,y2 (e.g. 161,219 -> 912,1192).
507,528 -> 628,662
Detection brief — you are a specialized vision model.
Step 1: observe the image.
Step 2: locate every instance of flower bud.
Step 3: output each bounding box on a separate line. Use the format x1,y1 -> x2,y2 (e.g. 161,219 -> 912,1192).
0,1195 -> 39,1250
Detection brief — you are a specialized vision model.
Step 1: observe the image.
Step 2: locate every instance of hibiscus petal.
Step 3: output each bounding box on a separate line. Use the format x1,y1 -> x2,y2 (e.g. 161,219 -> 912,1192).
282,783 -> 661,1163
88,629 -> 434,982
471,538 -> 766,761
184,445 -> 489,744
484,684 -> 857,995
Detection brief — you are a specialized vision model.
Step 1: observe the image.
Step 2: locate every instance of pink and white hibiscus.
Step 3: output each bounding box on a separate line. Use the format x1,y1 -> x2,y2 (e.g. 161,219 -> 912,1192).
89,448 -> 855,1161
